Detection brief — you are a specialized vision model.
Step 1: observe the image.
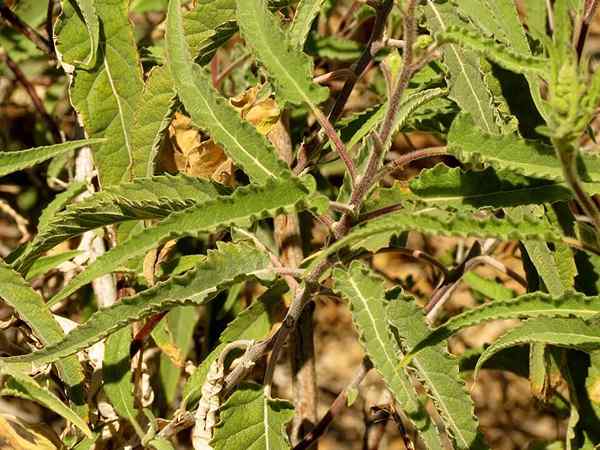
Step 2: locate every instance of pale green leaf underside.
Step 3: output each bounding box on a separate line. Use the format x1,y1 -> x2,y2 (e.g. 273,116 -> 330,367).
2,242 -> 272,368
474,318 -> 600,378
424,0 -> 498,134
387,297 -> 487,450
289,0 -> 325,49
333,261 -> 444,450
449,114 -> 600,183
67,0 -> 144,187
0,363 -> 92,437
73,0 -> 99,67
13,174 -> 220,274
235,0 -> 329,107
410,291 -> 600,357
166,0 -> 290,183
0,261 -> 86,417
211,383 -> 294,450
310,207 -> 559,268
0,139 -> 103,178
51,176 -> 320,304
437,26 -> 548,75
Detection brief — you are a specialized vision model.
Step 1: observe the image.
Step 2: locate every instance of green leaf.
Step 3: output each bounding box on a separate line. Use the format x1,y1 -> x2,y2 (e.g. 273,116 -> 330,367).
210,383 -> 294,450
36,182 -> 87,235
0,363 -> 92,437
463,272 -> 515,301
436,26 -> 548,75
25,250 -> 83,281
0,260 -> 87,418
182,0 -> 237,63
333,261 -> 444,449
387,296 -> 487,450
14,174 -> 220,273
130,66 -> 176,177
65,0 -> 144,187
235,0 -> 329,107
182,283 -> 286,407
72,0 -> 99,67
155,306 -> 200,406
412,291 -> 600,356
403,164 -> 592,209
2,242 -> 272,368
103,327 -> 140,429
0,139 -> 104,178
448,113 -> 600,183
474,318 -> 600,378
289,0 -> 326,49
51,176 -> 321,304
311,207 -> 559,267
424,0 -> 498,133
166,0 -> 290,183
523,241 -> 569,296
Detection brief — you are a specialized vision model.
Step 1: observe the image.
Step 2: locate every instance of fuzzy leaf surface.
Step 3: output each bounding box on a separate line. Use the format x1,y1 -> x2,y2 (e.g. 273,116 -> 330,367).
412,292 -> 600,355
14,174 -> 220,273
474,318 -> 600,378
51,176 -> 320,303
0,139 -> 103,178
424,0 -> 498,133
289,0 -> 325,49
166,0 -> 290,183
448,114 -> 600,182
211,383 -> 294,450
387,297 -> 487,450
0,261 -> 86,417
235,0 -> 329,107
0,363 -> 92,437
66,0 -> 144,187
333,261 -> 444,449
2,242 -> 272,368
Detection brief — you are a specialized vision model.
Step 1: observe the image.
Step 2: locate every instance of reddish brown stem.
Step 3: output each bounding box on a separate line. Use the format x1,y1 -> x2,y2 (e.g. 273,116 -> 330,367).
2,52 -> 62,143
0,5 -> 53,55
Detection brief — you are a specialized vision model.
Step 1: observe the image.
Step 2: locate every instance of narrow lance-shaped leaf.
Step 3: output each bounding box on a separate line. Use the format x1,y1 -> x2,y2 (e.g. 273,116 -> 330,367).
130,66 -> 176,177
387,296 -> 488,450
436,26 -> 548,75
448,113 -> 600,183
289,0 -> 326,49
0,139 -> 104,178
0,261 -> 87,418
364,164 -> 600,212
424,0 -> 498,133
103,327 -> 140,428
166,0 -> 290,183
235,0 -> 329,107
333,261 -> 445,449
210,383 -> 294,450
408,291 -> 600,355
51,176 -> 322,304
0,363 -> 92,437
2,242 -> 273,368
13,174 -> 222,274
310,207 -> 560,268
474,318 -> 600,379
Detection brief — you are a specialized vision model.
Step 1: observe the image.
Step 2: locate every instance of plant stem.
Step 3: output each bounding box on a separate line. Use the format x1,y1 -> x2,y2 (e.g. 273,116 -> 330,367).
554,137 -> 600,232
293,358 -> 373,450
0,5 -> 53,55
1,52 -> 62,144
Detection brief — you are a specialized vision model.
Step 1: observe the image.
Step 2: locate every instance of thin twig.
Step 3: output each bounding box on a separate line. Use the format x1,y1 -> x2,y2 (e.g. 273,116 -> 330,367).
46,0 -> 55,56
214,53 -> 251,87
0,5 -> 53,55
293,358 -> 373,450
1,52 -> 62,143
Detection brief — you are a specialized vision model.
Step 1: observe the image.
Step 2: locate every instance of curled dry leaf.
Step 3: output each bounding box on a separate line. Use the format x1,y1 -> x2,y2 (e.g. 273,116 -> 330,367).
158,112 -> 236,185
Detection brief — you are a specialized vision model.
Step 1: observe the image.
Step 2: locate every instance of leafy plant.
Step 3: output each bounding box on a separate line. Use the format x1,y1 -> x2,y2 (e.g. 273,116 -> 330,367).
2,0 -> 600,448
